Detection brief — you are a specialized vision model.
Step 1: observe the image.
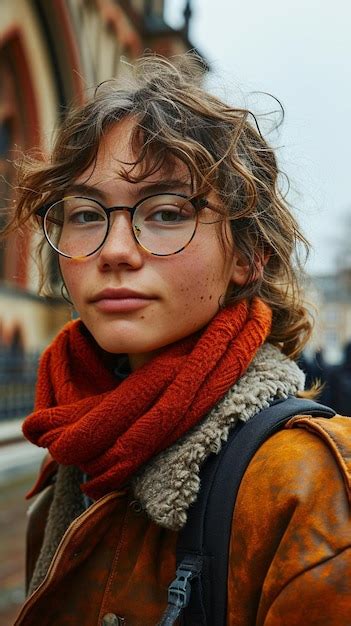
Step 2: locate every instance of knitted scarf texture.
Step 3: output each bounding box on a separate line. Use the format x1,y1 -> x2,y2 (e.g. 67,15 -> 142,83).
23,297 -> 271,500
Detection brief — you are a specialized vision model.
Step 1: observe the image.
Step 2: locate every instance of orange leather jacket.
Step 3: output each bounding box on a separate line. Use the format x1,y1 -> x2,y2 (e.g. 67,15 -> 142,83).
15,414 -> 351,626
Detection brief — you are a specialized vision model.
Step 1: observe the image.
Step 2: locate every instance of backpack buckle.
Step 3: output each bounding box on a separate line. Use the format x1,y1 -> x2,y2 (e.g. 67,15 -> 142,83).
168,567 -> 193,608
158,557 -> 203,626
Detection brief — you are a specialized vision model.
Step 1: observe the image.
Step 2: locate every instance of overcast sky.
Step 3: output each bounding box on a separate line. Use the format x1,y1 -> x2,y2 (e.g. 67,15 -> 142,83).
165,0 -> 351,275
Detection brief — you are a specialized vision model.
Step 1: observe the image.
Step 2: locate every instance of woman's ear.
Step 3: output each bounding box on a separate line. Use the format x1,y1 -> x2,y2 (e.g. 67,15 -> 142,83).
229,251 -> 269,286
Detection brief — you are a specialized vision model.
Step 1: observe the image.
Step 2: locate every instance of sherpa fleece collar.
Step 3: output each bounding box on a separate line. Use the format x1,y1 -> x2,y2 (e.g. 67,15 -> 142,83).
132,343 -> 305,529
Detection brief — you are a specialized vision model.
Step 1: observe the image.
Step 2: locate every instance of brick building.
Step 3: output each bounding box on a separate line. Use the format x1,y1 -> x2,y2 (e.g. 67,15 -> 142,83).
0,0 -> 197,353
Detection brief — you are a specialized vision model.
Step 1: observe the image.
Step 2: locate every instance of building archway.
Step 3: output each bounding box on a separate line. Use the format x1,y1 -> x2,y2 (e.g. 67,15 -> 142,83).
0,29 -> 40,286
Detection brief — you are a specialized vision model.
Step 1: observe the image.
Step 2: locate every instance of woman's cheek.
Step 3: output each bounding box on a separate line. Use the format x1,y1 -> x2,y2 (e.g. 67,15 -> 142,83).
59,259 -> 86,307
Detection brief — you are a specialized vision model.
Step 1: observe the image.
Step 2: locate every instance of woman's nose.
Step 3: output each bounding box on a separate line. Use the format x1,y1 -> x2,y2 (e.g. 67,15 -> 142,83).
97,211 -> 143,270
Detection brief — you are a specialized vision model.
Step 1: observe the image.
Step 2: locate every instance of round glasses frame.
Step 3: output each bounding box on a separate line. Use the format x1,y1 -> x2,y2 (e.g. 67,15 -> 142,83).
36,192 -> 210,258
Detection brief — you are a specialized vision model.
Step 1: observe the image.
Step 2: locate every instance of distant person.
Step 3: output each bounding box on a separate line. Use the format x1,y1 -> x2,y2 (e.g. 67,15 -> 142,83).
309,348 -> 333,406
9,326 -> 25,375
329,341 -> 351,415
297,351 -> 314,388
297,350 -> 332,405
5,55 -> 351,625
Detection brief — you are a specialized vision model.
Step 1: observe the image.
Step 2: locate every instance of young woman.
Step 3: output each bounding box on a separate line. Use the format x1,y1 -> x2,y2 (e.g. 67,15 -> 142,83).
10,55 -> 351,625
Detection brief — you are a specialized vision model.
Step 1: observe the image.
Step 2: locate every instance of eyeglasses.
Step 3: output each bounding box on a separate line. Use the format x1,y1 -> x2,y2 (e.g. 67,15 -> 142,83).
36,193 -> 221,258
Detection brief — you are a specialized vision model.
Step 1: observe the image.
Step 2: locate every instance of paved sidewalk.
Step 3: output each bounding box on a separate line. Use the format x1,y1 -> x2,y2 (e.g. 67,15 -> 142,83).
0,420 -> 45,485
0,441 -> 46,485
0,419 -> 23,445
0,418 -> 46,622
0,471 -> 37,624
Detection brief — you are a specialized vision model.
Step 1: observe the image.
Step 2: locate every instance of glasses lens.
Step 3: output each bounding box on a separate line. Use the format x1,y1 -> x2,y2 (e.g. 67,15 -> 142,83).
133,194 -> 197,255
44,197 -> 108,257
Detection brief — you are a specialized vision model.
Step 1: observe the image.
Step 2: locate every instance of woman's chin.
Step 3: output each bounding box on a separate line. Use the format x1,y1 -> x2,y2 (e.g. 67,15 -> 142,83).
90,328 -> 160,357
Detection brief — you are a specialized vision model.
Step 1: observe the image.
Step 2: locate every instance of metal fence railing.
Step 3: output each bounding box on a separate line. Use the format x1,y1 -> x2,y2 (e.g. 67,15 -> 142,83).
0,351 -> 39,421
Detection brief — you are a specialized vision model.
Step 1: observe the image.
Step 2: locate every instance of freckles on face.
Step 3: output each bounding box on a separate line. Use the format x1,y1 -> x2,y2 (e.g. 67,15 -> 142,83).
160,229 -> 232,328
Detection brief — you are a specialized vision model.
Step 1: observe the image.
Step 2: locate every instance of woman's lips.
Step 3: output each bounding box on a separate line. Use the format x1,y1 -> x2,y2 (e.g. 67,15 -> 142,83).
93,297 -> 153,313
90,288 -> 155,313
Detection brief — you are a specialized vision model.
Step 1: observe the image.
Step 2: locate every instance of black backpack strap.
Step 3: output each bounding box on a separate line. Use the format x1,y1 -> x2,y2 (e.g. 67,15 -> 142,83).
160,397 -> 335,626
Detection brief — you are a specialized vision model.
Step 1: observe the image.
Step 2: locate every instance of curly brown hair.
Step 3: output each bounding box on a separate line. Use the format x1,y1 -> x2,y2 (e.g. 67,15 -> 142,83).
7,53 -> 312,358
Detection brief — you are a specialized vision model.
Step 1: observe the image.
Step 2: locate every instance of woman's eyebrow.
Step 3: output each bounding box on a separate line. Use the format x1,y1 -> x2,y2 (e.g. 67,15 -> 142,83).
65,183 -> 106,201
65,180 -> 192,201
134,180 -> 193,196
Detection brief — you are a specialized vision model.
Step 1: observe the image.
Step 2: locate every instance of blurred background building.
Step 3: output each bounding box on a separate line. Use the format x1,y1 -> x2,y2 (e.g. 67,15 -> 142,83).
0,0 -> 197,422
309,270 -> 351,364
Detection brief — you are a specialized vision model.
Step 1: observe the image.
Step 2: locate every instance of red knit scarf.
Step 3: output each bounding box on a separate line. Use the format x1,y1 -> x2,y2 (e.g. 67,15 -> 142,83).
23,298 -> 272,500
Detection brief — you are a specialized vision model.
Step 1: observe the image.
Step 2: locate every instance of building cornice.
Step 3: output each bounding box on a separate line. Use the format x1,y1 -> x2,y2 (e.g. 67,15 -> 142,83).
116,0 -> 208,67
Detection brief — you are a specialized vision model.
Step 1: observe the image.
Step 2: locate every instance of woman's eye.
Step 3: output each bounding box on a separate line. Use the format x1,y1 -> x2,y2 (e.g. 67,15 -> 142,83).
148,207 -> 192,223
68,210 -> 105,224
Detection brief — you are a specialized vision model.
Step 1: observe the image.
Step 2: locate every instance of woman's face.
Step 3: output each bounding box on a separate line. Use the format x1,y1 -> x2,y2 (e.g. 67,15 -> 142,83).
59,118 -> 249,369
